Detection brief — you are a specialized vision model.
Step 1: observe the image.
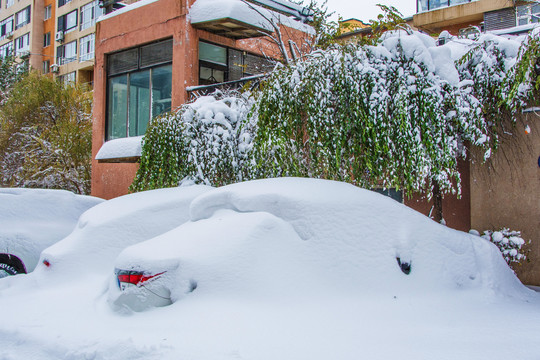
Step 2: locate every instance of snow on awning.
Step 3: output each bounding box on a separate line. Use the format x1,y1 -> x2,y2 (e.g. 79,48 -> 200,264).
189,0 -> 275,39
95,136 -> 143,163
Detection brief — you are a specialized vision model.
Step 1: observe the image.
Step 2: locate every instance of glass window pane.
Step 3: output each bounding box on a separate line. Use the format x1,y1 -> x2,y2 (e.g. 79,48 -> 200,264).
108,75 -> 128,139
417,0 -> 428,12
517,5 -> 528,17
199,42 -> 227,66
199,66 -> 225,84
129,70 -> 150,137
151,64 -> 172,120
66,10 -> 77,31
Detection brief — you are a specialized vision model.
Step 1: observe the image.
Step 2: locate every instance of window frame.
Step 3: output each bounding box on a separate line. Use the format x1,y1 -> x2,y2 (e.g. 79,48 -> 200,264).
80,1 -> 103,31
0,41 -> 13,58
106,38 -> 173,140
15,6 -> 31,30
44,32 -> 51,47
58,9 -> 78,33
43,59 -> 50,74
14,33 -> 29,56
44,5 -> 52,20
0,16 -> 14,39
79,33 -> 94,62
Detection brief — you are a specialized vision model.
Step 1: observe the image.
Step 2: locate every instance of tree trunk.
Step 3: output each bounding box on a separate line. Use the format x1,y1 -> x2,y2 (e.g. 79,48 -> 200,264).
432,179 -> 443,224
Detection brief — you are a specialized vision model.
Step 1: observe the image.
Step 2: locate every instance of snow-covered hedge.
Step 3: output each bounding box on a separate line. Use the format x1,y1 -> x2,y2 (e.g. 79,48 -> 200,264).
470,228 -> 529,269
132,29 -> 540,194
130,91 -> 255,191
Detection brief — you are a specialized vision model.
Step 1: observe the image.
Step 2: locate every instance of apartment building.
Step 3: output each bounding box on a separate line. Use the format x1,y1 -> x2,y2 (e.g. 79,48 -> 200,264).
52,0 -> 103,83
0,0 -> 43,70
414,0 -> 540,34
0,0 -> 103,84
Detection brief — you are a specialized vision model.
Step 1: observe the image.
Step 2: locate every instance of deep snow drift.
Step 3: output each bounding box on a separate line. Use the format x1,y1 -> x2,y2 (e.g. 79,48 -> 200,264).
0,188 -> 103,273
0,179 -> 539,360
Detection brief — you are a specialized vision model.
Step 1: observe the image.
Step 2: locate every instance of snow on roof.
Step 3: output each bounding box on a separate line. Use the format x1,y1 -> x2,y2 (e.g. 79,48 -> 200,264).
189,0 -> 315,34
95,136 -> 143,161
489,23 -> 540,36
97,0 -> 160,22
247,0 -> 314,22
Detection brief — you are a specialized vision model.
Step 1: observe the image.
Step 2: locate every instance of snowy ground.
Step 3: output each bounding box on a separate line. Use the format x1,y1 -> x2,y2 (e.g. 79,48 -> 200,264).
0,179 -> 539,360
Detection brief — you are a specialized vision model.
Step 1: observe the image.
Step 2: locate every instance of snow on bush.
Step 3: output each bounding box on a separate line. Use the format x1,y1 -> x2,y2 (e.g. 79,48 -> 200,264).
470,228 -> 529,269
130,90 -> 256,191
133,29 -> 539,195
255,30 -> 492,196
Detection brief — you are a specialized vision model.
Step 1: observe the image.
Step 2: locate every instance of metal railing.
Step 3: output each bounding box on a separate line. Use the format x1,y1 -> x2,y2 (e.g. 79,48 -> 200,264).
186,74 -> 266,101
417,0 -> 476,13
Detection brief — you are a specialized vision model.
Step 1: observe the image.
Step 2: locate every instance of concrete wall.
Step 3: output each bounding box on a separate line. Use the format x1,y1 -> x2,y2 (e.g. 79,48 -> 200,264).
404,158 -> 471,232
470,115 -> 540,285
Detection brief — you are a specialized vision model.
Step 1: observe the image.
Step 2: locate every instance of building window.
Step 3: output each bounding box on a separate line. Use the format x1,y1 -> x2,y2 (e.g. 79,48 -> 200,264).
58,10 -> 78,33
15,6 -> 31,29
14,33 -> 29,56
60,71 -> 76,84
106,39 -> 173,140
198,41 -> 273,85
5,0 -> 13,8
58,0 -> 73,7
57,40 -> 77,65
43,60 -> 50,74
79,33 -> 94,61
44,32 -> 51,47
199,42 -> 227,85
0,16 -> 13,39
44,5 -> 52,20
80,1 -> 103,31
0,41 -> 13,58
517,3 -> 540,26
417,0 -> 475,12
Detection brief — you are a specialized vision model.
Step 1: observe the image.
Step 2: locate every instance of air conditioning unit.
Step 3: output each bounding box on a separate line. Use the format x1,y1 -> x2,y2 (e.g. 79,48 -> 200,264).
19,50 -> 30,59
55,31 -> 64,43
50,64 -> 60,73
6,32 -> 13,39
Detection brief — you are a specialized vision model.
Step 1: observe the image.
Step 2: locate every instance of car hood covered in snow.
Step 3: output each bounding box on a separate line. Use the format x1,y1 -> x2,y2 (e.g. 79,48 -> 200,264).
0,188 -> 103,272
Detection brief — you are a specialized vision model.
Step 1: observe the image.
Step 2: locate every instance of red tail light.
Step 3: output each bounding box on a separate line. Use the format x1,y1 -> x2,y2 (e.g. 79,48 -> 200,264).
116,270 -> 164,286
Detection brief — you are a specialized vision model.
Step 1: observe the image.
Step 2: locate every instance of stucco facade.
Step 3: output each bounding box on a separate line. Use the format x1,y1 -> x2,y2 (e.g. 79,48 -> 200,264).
470,114 -> 540,285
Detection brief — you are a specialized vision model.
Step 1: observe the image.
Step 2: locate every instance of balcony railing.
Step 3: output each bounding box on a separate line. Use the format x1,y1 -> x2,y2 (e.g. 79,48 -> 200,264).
186,74 -> 266,101
417,0 -> 477,13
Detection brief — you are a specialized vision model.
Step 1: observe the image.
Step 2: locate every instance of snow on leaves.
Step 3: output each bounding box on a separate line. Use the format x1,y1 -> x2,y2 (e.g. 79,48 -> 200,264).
134,29 -> 540,197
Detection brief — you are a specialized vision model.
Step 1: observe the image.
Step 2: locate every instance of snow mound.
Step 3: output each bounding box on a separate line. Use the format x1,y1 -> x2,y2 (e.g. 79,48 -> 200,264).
185,178 -> 529,297
95,136 -> 143,161
37,185 -> 212,279
0,188 -> 103,272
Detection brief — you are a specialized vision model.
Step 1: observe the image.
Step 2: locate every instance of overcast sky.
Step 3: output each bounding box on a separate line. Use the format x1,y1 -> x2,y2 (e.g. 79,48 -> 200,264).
325,0 -> 416,23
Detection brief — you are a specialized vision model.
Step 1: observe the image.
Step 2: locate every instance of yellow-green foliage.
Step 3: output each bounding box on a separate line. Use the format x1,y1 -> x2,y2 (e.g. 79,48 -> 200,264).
0,72 -> 92,194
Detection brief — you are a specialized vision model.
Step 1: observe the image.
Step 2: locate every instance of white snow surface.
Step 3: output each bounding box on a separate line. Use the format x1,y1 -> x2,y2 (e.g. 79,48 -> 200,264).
1,178 -> 539,359
189,0 -> 314,34
0,188 -> 103,272
38,185 -> 212,278
95,136 -> 143,160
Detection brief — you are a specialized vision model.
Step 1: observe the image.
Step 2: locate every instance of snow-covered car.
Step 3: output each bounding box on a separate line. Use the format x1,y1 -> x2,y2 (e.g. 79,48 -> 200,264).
0,188 -> 103,278
37,185 -> 212,279
109,178 -> 526,311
